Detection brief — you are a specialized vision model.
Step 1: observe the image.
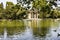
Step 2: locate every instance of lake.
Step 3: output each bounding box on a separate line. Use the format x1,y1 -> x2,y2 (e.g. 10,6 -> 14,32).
0,19 -> 60,40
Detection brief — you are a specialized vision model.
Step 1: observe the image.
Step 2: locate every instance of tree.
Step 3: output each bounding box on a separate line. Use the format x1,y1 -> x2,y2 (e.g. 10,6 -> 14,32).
0,3 -> 4,19
4,2 -> 27,20
32,0 -> 52,18
4,2 -> 21,19
16,7 -> 27,19
32,0 -> 58,18
17,0 -> 33,9
3,2 -> 14,19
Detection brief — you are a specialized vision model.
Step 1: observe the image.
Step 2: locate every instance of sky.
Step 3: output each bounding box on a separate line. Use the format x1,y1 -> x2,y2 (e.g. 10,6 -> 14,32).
0,0 -> 17,8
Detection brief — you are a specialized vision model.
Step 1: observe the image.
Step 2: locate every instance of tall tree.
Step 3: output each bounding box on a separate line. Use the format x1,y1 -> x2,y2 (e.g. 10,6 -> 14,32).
4,2 -> 27,20
32,0 -> 58,18
0,2 -> 3,19
17,0 -> 33,9
3,2 -> 14,19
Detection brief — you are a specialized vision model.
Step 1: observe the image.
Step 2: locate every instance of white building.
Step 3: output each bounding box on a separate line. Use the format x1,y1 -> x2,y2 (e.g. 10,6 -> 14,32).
27,8 -> 39,19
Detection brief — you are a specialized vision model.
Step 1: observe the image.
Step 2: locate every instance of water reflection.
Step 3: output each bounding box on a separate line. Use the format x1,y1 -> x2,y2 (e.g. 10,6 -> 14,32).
0,27 -> 4,35
31,19 -> 51,37
0,19 -> 60,40
7,27 -> 25,35
0,20 -> 26,40
26,19 -> 60,40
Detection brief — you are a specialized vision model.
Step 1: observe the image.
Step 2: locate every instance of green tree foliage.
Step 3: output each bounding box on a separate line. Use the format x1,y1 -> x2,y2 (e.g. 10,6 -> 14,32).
32,0 -> 60,18
3,2 -> 27,20
16,8 -> 27,19
3,2 -> 14,19
17,0 -> 32,9
0,3 -> 3,19
0,1 -> 60,20
32,0 -> 52,18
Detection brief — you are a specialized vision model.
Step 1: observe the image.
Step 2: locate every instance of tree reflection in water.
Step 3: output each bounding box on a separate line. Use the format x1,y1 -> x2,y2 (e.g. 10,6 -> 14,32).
0,27 -> 4,35
0,20 -> 26,36
31,19 -> 52,37
7,26 -> 25,35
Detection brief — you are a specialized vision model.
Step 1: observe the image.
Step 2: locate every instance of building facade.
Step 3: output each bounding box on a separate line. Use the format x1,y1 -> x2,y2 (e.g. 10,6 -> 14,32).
27,8 -> 39,19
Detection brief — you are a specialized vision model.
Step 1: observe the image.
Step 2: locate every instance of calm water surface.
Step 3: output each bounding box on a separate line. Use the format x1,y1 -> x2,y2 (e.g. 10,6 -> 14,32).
0,19 -> 60,40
